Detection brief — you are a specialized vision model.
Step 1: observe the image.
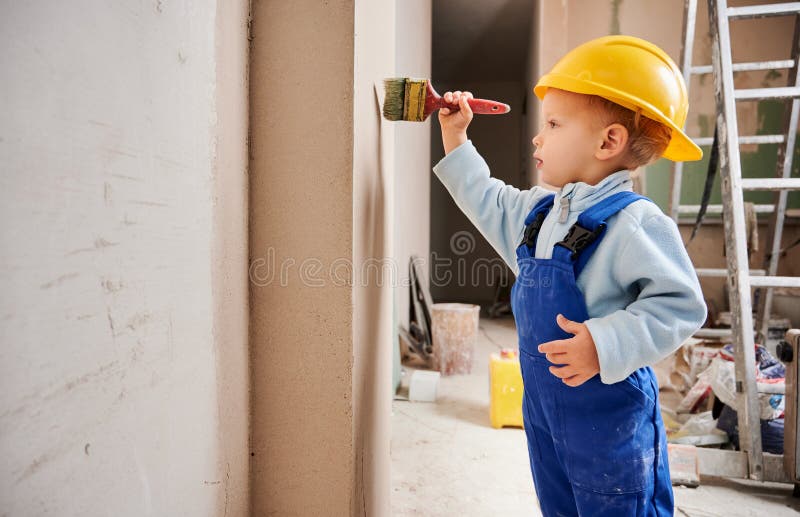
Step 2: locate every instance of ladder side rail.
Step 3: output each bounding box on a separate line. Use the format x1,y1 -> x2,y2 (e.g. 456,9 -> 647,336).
709,0 -> 765,481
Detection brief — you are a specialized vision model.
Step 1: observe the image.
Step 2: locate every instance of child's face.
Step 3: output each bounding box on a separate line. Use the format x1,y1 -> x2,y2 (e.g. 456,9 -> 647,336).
532,89 -> 604,187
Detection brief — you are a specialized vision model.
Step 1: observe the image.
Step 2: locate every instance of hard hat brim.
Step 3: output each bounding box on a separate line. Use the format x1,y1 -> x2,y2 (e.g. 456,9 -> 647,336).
535,75 -> 703,162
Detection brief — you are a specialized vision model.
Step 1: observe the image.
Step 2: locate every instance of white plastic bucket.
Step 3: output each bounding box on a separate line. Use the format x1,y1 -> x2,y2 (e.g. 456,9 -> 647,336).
431,303 -> 480,375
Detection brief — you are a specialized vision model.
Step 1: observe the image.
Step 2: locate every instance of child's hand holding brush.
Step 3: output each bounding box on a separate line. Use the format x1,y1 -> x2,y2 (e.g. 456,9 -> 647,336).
439,91 -> 474,155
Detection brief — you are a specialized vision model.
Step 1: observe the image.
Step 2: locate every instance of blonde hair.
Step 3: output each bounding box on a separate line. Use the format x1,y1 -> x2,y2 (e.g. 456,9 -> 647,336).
587,95 -> 672,169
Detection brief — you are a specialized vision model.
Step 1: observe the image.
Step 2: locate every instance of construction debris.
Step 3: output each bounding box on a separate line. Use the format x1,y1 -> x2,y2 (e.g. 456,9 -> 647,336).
661,336 -> 788,478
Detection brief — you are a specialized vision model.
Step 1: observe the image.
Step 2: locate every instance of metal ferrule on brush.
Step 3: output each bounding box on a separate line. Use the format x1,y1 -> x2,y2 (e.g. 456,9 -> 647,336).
403,79 -> 428,122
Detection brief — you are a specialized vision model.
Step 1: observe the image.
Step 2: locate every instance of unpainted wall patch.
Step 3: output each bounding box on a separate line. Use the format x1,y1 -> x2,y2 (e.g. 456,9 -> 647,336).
101,278 -> 124,294
40,273 -> 79,290
66,238 -> 119,256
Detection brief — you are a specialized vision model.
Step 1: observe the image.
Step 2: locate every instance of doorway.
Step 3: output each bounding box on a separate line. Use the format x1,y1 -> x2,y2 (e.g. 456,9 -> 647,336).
429,0 -> 536,308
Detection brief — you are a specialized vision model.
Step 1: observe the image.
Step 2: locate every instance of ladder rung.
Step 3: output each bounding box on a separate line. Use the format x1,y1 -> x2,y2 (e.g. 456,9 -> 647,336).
726,2 -> 800,19
735,86 -> 800,101
741,178 -> 800,191
692,135 -> 785,146
749,276 -> 800,288
694,328 -> 733,339
693,326 -> 790,339
696,268 -> 766,277
678,204 -> 775,214
691,60 -> 795,75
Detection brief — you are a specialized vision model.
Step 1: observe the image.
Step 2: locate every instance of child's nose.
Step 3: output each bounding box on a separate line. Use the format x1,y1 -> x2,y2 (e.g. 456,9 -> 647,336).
532,134 -> 542,148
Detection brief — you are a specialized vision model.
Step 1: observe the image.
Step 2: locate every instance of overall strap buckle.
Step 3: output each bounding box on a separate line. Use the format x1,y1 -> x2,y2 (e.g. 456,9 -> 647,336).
555,223 -> 606,260
519,212 -> 546,250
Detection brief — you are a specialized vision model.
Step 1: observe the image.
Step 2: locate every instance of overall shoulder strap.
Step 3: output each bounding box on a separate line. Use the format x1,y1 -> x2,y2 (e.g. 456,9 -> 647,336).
518,193 -> 556,251
555,191 -> 652,277
524,193 -> 556,225
576,191 -> 649,230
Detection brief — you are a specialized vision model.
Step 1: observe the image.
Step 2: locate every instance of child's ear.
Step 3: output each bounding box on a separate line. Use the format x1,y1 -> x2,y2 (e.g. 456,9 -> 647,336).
596,123 -> 629,161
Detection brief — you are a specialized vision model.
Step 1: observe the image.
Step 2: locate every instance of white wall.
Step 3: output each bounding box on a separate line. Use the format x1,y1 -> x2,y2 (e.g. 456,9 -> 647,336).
353,0 -> 398,513
0,2 -> 249,515
394,0 -> 432,330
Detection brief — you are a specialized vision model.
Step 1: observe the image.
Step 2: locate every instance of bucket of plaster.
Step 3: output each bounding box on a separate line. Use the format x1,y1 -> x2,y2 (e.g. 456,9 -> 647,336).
431,303 -> 480,376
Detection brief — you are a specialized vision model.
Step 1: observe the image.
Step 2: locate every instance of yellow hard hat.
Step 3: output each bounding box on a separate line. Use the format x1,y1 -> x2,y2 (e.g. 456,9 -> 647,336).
534,35 -> 702,162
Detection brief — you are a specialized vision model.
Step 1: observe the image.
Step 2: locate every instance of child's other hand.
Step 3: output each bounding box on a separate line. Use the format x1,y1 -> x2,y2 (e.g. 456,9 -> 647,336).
439,91 -> 473,155
538,314 -> 600,387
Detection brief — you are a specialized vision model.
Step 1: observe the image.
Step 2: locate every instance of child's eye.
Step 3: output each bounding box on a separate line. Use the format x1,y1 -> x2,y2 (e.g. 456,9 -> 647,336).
547,120 -> 557,129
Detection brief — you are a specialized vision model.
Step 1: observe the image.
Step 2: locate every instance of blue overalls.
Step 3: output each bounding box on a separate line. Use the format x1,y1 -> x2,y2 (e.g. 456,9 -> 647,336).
511,192 -> 673,516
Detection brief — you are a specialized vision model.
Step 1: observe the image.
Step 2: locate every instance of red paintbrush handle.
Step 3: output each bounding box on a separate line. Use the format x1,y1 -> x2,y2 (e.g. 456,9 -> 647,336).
424,81 -> 510,117
433,96 -> 511,115
468,97 -> 511,114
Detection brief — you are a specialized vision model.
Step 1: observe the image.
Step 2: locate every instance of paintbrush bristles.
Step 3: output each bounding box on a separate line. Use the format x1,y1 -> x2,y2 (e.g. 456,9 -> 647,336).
382,78 -> 407,121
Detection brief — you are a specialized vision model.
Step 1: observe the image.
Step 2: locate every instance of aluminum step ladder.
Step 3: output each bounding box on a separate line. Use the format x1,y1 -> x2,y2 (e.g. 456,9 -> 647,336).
711,0 -> 800,481
669,0 -> 800,483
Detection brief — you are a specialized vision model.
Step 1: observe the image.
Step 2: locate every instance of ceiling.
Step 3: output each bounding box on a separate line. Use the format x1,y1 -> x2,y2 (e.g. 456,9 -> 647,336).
432,0 -> 535,82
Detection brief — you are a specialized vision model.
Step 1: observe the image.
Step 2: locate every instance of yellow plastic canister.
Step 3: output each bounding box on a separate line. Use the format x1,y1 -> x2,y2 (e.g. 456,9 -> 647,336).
489,349 -> 524,429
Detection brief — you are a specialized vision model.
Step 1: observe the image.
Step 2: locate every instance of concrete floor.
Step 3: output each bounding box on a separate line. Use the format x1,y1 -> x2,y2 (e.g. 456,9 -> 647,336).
391,317 -> 800,516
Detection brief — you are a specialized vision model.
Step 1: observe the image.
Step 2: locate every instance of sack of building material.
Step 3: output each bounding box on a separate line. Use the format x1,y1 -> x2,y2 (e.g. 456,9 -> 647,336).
718,343 -> 786,380
705,358 -> 784,420
658,338 -> 721,394
669,410 -> 729,446
675,376 -> 712,414
716,403 -> 784,454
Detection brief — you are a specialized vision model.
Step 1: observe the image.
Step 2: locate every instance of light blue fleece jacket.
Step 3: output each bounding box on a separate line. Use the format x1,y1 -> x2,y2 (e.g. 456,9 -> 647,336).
433,141 -> 707,384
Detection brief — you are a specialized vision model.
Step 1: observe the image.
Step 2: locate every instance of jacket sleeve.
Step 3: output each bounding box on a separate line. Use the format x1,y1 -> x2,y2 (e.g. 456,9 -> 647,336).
432,140 -> 552,273
584,213 -> 707,384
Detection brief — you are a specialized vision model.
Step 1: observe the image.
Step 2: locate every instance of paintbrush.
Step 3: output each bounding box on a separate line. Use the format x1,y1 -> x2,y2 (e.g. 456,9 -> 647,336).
382,78 -> 511,122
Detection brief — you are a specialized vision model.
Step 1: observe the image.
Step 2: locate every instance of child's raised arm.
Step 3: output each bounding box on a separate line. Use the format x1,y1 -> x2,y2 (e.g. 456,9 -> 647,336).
433,141 -> 551,272
438,91 -> 474,155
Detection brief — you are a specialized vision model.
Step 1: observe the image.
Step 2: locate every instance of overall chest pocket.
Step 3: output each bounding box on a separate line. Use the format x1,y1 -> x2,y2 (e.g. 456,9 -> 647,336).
511,257 -> 588,343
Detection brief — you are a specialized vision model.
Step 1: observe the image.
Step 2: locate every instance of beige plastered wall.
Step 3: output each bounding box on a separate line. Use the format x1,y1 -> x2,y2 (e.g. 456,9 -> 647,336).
249,0 -> 418,514
248,1 -> 356,513
1,1 -> 250,515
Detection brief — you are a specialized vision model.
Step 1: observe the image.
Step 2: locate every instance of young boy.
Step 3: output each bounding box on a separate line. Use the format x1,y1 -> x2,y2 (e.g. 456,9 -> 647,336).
434,36 -> 707,516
